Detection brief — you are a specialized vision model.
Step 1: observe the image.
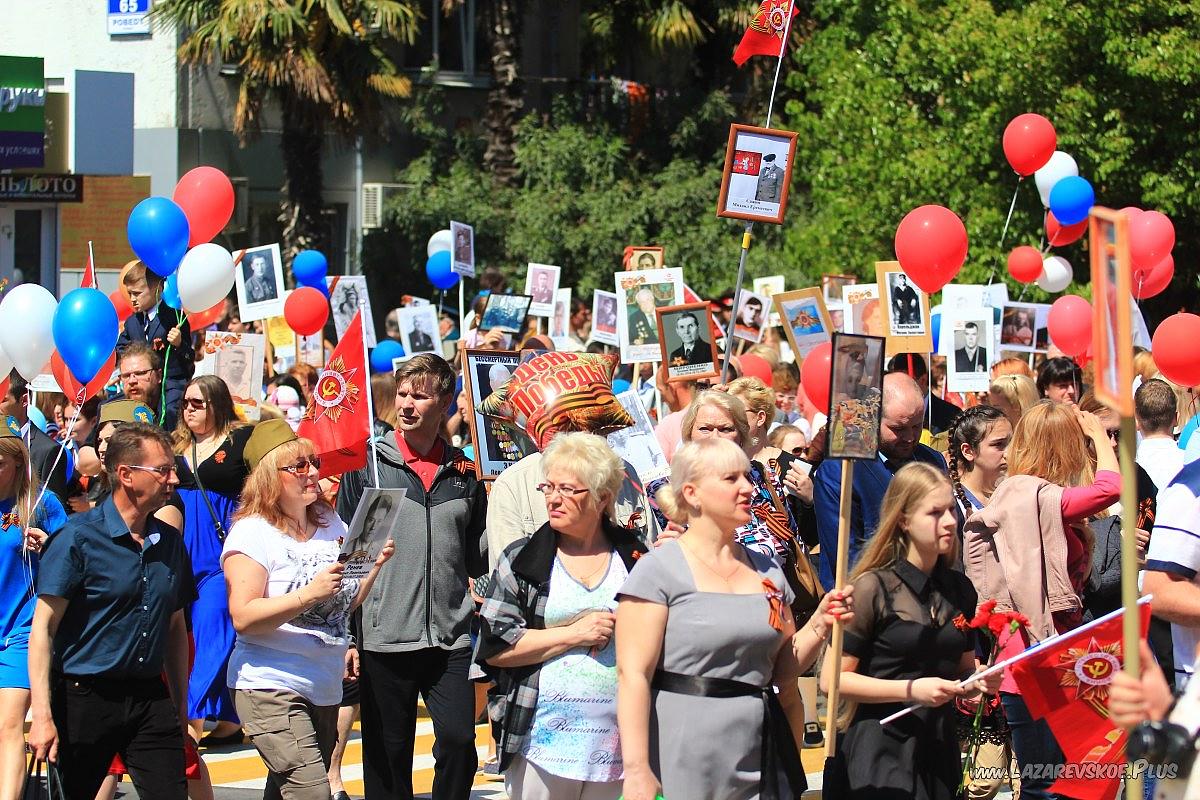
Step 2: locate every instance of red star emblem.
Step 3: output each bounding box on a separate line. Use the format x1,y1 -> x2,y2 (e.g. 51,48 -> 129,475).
748,0 -> 793,37
1052,637 -> 1123,717
302,355 -> 361,424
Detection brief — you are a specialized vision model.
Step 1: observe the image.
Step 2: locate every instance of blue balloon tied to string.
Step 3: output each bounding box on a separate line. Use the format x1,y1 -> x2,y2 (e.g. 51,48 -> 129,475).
370,340 -> 405,374
425,251 -> 460,290
52,287 -> 120,385
292,250 -> 329,289
126,197 -> 190,278
930,312 -> 941,347
1047,176 -> 1095,225
163,273 -> 182,310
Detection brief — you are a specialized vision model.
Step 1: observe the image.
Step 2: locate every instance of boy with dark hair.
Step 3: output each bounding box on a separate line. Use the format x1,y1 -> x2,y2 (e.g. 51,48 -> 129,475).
1136,378 -> 1185,490
117,262 -> 194,426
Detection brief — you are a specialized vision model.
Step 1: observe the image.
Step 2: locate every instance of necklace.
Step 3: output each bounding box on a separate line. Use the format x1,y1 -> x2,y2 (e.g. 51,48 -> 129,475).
560,551 -> 611,589
681,540 -> 743,586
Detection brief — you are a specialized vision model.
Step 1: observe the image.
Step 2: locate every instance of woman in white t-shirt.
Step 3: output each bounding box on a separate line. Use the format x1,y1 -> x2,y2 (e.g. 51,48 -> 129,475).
221,420 -> 394,800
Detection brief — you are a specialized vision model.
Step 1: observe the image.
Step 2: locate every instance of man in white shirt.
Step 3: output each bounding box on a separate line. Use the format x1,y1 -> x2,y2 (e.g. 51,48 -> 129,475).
1136,378 -> 1185,490
1145,460 -> 1200,686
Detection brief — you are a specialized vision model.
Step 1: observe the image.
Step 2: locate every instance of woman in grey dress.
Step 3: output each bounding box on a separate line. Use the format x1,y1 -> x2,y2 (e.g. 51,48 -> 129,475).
616,438 -> 852,800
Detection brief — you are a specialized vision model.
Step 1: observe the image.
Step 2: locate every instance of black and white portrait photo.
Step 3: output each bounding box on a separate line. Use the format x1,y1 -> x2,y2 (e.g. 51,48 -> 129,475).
234,243 -> 286,321
327,276 -> 377,347
396,304 -> 441,360
590,290 -> 619,346
607,390 -> 670,482
197,332 -> 266,421
657,302 -> 718,382
717,124 -> 798,225
450,220 -> 475,278
525,263 -> 561,317
945,307 -> 994,393
733,291 -> 769,343
479,293 -> 532,334
550,288 -> 572,346
627,246 -> 665,270
887,272 -> 924,332
341,488 -> 407,579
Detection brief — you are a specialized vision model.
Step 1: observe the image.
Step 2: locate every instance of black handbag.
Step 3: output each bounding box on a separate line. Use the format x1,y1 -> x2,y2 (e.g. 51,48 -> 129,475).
22,756 -> 66,800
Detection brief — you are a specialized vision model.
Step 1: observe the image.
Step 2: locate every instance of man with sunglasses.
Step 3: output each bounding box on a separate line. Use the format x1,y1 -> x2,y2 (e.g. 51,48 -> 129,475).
27,423 -> 196,799
336,353 -> 487,800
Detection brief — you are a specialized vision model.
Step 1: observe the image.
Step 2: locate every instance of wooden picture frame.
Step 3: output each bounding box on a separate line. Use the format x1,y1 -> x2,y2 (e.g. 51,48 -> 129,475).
772,287 -> 833,360
624,246 -> 665,270
875,261 -> 933,357
1089,207 -> 1134,417
716,123 -> 799,225
461,349 -> 537,480
822,273 -> 857,305
655,302 -> 720,383
826,332 -> 886,460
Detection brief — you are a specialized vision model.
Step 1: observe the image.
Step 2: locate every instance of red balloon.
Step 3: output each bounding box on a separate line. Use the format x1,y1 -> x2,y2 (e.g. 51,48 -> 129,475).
188,299 -> 227,330
1129,210 -> 1175,270
1002,113 -> 1057,176
737,354 -> 773,385
893,205 -> 968,294
110,288 -> 134,323
1045,211 -> 1088,247
1153,313 -> 1200,387
1119,206 -> 1142,223
1007,246 -> 1044,284
173,166 -> 236,248
1046,295 -> 1093,357
52,350 -> 117,405
800,343 -> 832,414
1133,255 -> 1174,300
284,287 -> 329,336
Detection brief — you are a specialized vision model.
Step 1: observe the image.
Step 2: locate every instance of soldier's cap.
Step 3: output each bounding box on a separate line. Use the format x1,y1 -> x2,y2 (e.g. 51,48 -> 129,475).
763,153 -> 776,163
244,418 -> 297,471
0,416 -> 21,439
100,400 -> 156,426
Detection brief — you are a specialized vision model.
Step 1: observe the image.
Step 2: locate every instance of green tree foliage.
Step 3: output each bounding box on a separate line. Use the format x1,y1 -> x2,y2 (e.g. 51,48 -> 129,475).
782,0 -> 1200,316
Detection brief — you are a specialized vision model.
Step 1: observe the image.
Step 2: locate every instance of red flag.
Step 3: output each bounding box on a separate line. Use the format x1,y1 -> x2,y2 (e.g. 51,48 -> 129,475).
297,311 -> 369,478
81,242 -> 96,289
732,0 -> 798,66
1009,603 -> 1151,800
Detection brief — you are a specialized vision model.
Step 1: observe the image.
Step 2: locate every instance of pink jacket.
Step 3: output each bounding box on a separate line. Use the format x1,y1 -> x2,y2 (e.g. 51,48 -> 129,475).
963,475 -> 1081,642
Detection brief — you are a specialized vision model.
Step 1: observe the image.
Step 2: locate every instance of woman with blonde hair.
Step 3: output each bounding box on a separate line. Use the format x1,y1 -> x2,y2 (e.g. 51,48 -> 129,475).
990,357 -> 1033,379
825,462 -> 1000,799
222,420 -> 394,799
986,373 -> 1038,429
618,438 -> 851,800
963,400 -> 1119,799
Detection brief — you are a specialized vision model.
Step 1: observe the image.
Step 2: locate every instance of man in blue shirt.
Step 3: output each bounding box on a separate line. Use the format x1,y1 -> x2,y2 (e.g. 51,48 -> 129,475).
813,372 -> 947,588
27,423 -> 195,799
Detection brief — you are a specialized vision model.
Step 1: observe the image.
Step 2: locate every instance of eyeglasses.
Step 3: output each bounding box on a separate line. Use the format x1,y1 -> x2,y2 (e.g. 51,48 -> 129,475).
278,456 -> 322,474
125,464 -> 178,480
119,368 -> 156,381
182,398 -> 208,411
535,483 -> 589,499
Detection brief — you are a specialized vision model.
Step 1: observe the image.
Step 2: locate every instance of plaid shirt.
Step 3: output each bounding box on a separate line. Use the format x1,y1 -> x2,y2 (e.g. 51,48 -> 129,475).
473,520 -> 646,770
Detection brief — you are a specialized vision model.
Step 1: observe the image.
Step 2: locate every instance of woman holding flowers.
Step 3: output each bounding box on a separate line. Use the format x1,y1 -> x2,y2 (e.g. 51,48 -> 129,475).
823,463 -> 1002,800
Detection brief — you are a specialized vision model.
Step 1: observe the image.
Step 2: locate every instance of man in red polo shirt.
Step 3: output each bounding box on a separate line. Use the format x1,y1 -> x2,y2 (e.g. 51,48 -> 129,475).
337,354 -> 487,800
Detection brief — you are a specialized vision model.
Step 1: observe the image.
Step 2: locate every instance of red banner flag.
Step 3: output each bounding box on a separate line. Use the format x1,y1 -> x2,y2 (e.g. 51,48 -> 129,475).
297,311 -> 369,478
1009,603 -> 1151,800
732,0 -> 798,66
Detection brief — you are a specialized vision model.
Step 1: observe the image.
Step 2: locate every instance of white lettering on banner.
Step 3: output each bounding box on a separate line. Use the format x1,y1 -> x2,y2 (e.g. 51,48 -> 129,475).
0,87 -> 45,113
0,175 -> 78,195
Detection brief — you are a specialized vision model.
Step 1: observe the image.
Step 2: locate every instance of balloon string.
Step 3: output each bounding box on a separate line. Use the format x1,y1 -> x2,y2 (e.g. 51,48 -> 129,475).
27,401 -> 84,531
987,176 -> 1023,287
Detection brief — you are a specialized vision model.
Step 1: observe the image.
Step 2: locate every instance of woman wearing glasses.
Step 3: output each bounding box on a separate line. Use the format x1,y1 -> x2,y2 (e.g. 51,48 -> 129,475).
172,376 -> 253,746
475,433 -> 646,799
222,420 -> 394,800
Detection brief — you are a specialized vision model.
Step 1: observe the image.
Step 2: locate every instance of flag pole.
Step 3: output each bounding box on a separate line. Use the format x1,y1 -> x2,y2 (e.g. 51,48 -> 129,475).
823,459 -> 854,758
358,305 -> 381,488
763,0 -> 797,129
1119,411 -> 1143,799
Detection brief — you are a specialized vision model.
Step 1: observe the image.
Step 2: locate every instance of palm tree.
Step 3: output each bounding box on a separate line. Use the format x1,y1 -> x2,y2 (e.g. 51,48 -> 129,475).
153,0 -> 421,261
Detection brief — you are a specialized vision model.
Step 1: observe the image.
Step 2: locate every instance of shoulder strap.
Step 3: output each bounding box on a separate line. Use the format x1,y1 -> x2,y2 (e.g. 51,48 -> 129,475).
191,442 -> 228,541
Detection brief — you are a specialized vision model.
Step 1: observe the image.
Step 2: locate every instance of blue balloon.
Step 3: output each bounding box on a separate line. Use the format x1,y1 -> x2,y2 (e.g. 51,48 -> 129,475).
52,288 -> 119,384
163,273 -> 181,309
425,251 -> 460,290
612,379 -> 632,395
931,312 -> 941,347
293,250 -> 329,288
1048,176 -> 1095,226
127,197 -> 190,278
370,340 -> 406,374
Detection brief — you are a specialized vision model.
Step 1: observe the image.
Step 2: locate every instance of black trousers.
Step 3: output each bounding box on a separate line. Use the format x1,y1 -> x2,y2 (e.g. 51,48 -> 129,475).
51,672 -> 186,800
359,647 -> 476,800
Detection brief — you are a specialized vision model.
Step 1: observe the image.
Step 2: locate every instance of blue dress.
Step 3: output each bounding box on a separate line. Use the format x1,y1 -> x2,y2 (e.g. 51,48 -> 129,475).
0,492 -> 68,689
175,426 -> 252,722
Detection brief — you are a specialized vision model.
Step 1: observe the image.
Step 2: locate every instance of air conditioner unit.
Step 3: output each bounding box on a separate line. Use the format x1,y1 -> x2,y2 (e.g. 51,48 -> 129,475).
361,182 -> 407,230
228,177 -> 250,233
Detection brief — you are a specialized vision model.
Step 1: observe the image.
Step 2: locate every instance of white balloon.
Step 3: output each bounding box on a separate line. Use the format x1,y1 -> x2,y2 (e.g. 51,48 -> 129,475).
176,244 -> 236,313
1037,255 -> 1073,293
1034,151 -> 1079,208
0,284 -> 57,380
0,345 -> 12,382
426,229 -> 453,257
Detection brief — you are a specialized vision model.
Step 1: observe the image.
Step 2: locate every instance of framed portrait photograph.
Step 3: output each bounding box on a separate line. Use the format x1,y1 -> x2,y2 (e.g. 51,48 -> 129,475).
999,302 -> 1048,353
773,288 -> 833,360
450,220 -> 475,278
462,350 -> 537,479
716,124 -> 799,225
480,293 -> 533,334
607,390 -> 670,482
875,261 -> 932,356
827,333 -> 885,460
625,246 -> 665,271
841,284 -> 882,336
945,307 -> 994,393
234,243 -> 286,322
938,283 -> 1009,357
327,276 -> 377,347
656,302 -> 720,383
1089,207 -> 1134,416
615,267 -> 684,363
827,302 -> 846,333
340,488 -> 408,579
396,304 -> 442,361
525,263 -> 562,317
549,288 -> 573,347
589,290 -> 620,346
822,274 -> 857,305
733,290 -> 770,343
197,332 -> 265,421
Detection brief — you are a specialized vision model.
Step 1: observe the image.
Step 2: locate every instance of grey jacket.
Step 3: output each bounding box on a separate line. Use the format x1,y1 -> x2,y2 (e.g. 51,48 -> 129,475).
337,432 -> 487,653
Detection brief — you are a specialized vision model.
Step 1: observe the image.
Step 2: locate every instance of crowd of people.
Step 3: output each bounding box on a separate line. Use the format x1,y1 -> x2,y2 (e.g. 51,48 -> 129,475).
2,264 -> 1198,800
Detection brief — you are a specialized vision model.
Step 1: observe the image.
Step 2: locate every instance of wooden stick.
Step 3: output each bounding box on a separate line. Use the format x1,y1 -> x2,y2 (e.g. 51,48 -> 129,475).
1119,412 -> 1143,798
824,459 -> 854,758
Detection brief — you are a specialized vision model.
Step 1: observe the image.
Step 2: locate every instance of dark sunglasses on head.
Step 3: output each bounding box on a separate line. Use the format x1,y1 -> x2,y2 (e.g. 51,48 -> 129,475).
278,456 -> 322,474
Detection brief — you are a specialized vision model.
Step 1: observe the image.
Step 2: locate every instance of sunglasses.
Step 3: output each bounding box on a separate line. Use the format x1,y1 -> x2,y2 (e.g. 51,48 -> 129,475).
278,456 -> 322,474
182,398 -> 208,411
